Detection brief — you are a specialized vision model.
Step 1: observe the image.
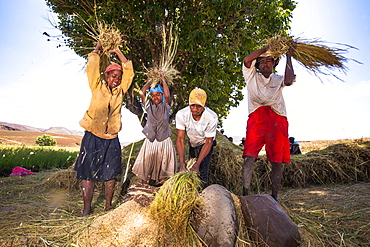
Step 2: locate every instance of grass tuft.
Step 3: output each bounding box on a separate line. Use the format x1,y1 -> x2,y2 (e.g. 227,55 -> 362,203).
149,171 -> 203,246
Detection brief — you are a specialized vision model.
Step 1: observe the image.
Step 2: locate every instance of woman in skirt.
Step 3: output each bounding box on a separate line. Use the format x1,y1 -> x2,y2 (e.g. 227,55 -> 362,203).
74,41 -> 134,216
132,72 -> 177,186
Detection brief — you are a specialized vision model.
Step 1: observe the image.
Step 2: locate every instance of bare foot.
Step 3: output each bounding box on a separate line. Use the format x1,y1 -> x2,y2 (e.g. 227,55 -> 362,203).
81,210 -> 91,217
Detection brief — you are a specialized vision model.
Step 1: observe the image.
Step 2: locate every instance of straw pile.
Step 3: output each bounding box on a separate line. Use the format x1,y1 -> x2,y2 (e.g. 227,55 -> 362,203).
145,25 -> 181,88
40,166 -> 80,191
149,171 -> 203,246
77,200 -> 161,246
209,144 -> 244,195
247,143 -> 370,194
281,142 -> 370,188
208,135 -> 369,196
265,35 -> 355,80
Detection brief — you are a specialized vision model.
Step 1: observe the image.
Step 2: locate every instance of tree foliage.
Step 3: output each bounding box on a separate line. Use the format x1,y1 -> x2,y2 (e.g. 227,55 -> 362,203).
45,0 -> 296,125
35,135 -> 57,146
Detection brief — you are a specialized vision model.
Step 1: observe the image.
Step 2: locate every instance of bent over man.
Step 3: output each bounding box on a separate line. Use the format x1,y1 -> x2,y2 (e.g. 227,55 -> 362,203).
176,88 -> 218,188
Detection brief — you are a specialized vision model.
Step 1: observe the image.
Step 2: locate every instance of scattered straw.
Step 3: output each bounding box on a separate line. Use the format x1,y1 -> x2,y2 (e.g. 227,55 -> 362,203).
1,137 -> 369,246
282,183 -> 370,246
149,171 -> 203,246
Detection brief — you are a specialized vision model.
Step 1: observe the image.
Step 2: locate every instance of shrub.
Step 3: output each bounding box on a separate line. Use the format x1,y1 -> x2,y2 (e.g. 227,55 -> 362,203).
35,135 -> 57,146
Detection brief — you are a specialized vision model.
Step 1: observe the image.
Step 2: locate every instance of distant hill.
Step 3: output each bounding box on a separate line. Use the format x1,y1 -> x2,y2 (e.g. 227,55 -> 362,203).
0,122 -> 44,132
0,122 -> 83,136
44,127 -> 83,136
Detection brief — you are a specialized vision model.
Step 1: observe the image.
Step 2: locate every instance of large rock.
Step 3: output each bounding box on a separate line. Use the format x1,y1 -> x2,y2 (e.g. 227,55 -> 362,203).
192,184 -> 238,247
240,194 -> 302,247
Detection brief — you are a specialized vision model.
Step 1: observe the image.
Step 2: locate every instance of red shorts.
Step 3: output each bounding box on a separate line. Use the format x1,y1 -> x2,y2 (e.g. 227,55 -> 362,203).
243,106 -> 290,163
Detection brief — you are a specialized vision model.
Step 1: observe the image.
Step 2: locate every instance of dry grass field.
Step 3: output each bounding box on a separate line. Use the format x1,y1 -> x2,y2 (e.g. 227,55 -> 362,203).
0,130 -> 82,147
0,131 -> 369,246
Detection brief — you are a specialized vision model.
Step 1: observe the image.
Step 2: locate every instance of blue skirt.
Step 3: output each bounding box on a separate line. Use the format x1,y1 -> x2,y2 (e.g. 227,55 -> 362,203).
74,131 -> 122,182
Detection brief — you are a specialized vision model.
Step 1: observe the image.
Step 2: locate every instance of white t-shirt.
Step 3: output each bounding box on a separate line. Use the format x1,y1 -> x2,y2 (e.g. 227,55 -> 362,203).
242,60 -> 287,116
175,106 -> 218,147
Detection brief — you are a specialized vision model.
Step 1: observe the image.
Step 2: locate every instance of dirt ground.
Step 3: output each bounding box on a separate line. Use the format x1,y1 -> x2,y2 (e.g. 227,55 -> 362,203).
0,170 -> 369,246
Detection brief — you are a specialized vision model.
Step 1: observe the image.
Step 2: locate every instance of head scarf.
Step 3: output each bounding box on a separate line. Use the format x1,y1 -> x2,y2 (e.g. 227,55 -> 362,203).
149,84 -> 164,102
104,62 -> 122,74
149,84 -> 164,94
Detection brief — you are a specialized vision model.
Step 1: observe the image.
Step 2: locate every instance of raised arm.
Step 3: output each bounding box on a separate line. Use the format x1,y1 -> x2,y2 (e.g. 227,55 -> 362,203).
161,72 -> 171,105
284,46 -> 295,86
93,40 -> 103,53
140,81 -> 151,104
86,41 -> 103,89
243,46 -> 269,68
110,47 -> 128,64
107,47 -> 134,93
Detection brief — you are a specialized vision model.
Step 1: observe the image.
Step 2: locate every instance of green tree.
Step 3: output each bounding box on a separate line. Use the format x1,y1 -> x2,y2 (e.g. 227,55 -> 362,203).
35,135 -> 57,146
45,0 -> 295,125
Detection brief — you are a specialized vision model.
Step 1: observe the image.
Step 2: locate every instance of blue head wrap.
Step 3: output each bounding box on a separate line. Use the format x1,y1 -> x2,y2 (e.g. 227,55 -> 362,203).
149,84 -> 164,102
149,84 -> 164,94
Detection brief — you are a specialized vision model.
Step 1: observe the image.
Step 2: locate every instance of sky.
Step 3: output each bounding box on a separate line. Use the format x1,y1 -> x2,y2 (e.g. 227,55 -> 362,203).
0,0 -> 369,144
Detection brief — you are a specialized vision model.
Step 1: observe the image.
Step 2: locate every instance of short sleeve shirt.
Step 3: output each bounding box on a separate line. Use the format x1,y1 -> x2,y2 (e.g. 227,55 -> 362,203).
176,106 -> 218,147
242,60 -> 287,116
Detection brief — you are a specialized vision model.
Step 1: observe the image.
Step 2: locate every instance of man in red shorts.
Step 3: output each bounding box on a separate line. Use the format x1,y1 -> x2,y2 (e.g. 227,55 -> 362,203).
241,45 -> 295,201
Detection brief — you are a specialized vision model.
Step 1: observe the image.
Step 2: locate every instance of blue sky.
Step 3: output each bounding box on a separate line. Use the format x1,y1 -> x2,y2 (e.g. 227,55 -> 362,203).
0,0 -> 369,143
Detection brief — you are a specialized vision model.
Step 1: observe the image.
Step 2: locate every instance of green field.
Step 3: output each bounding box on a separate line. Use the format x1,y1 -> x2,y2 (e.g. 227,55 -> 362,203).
0,145 -> 79,177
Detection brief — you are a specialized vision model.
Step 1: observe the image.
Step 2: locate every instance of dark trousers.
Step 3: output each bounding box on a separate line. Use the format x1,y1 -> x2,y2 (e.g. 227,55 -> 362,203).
189,140 -> 216,188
